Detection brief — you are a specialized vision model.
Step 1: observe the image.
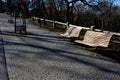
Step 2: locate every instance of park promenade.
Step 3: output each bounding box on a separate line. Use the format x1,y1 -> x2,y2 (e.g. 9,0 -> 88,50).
0,13 -> 120,80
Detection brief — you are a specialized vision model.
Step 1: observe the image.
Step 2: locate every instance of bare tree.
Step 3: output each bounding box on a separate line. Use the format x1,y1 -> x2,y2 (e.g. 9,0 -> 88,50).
29,0 -> 120,32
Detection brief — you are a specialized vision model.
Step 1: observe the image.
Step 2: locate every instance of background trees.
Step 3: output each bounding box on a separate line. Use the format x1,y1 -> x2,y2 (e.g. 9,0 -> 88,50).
0,0 -> 5,12
5,0 -> 120,33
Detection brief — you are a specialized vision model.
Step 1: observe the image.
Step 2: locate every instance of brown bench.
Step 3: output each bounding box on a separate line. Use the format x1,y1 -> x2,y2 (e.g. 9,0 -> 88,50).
75,31 -> 113,48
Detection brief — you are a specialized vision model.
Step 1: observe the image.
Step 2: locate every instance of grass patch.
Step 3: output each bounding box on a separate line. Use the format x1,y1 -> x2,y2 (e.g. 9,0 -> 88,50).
78,46 -> 97,57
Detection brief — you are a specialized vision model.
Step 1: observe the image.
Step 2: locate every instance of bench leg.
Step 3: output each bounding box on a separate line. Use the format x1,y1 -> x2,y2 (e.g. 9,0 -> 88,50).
70,37 -> 75,42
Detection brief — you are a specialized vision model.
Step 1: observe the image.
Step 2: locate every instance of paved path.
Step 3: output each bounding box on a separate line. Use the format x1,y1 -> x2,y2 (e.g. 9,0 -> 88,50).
0,22 -> 8,80
0,13 -> 120,80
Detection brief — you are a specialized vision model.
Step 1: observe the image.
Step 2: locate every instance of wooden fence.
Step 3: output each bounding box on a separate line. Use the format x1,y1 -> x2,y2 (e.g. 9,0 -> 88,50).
31,17 -> 91,30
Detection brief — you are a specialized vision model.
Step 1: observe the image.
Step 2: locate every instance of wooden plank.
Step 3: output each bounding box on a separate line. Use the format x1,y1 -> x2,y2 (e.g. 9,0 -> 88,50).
69,24 -> 90,30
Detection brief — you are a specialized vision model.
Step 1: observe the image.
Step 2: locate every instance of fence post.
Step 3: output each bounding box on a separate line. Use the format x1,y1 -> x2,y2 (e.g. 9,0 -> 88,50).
90,25 -> 94,31
44,18 -> 46,25
32,17 -> 34,21
38,19 -> 41,28
66,21 -> 69,30
14,12 -> 17,33
53,20 -> 55,29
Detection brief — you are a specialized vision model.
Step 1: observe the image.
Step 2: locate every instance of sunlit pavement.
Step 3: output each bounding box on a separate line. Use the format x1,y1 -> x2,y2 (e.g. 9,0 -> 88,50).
0,13 -> 120,80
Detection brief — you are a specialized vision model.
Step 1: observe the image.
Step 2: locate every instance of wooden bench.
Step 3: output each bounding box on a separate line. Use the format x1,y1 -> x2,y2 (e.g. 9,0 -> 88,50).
99,34 -> 120,51
75,31 -> 113,48
60,26 -> 90,38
